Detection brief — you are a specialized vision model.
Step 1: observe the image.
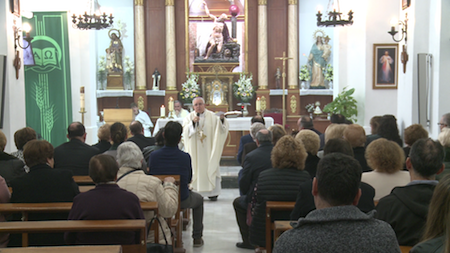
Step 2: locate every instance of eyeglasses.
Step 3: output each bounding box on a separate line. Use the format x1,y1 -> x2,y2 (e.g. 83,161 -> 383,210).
437,123 -> 447,126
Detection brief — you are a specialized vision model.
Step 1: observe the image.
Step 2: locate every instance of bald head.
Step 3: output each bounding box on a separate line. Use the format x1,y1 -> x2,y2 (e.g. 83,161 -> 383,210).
67,122 -> 86,142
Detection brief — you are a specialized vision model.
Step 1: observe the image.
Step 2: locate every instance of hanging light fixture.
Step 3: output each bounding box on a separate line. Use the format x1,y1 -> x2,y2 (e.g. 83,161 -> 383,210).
316,0 -> 353,27
71,0 -> 113,30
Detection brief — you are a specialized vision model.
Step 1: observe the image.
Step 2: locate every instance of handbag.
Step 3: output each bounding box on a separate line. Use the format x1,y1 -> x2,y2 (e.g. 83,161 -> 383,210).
146,216 -> 173,253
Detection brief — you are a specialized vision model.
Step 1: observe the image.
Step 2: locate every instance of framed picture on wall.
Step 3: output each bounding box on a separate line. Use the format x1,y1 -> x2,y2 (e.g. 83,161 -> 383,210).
402,0 -> 411,10
10,0 -> 20,17
373,44 -> 398,89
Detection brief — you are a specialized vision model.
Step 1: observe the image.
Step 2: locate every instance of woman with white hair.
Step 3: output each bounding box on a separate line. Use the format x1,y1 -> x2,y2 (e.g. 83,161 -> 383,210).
116,141 -> 178,245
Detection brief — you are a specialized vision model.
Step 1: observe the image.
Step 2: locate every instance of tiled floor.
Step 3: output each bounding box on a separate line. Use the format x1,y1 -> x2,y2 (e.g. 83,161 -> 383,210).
181,188 -> 253,253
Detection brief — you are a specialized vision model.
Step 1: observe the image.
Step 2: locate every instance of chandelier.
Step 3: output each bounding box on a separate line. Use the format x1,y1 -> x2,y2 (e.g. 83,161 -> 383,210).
316,0 -> 353,27
71,0 -> 114,30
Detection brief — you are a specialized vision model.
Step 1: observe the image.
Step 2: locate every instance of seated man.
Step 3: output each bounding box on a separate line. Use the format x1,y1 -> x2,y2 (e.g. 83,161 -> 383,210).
234,129 -> 273,249
275,153 -> 399,253
127,121 -> 155,150
65,154 -> 144,245
236,116 -> 265,165
148,121 -> 204,247
54,122 -> 101,175
168,100 -> 189,119
375,138 -> 444,246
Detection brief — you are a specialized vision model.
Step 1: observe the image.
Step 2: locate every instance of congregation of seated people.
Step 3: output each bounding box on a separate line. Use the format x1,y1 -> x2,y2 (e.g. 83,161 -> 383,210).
1,112 -> 450,252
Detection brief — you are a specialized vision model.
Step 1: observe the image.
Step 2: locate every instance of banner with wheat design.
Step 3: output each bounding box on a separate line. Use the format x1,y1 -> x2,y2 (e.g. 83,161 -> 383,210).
24,12 -> 72,147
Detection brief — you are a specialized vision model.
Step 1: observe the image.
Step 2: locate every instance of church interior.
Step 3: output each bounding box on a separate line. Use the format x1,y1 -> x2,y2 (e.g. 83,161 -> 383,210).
1,0 -> 449,152
0,0 -> 450,252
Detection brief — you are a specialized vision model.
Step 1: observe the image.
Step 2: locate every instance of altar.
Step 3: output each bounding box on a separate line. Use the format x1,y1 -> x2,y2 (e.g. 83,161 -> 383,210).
153,117 -> 274,158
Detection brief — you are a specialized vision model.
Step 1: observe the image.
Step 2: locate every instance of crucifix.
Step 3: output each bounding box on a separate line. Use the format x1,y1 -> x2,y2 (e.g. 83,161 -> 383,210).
275,51 -> 293,128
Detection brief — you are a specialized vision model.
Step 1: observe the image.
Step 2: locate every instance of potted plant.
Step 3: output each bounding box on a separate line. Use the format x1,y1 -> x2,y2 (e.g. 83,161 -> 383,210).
97,56 -> 107,90
323,87 -> 358,123
123,56 -> 134,90
323,64 -> 333,89
299,64 -> 310,89
233,73 -> 255,103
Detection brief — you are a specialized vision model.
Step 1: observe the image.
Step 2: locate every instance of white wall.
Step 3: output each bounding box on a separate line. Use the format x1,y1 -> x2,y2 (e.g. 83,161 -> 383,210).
0,0 -> 27,153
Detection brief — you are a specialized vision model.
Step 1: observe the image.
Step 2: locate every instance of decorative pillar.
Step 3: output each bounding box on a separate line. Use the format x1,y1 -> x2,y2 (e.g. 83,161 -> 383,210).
287,0 -> 298,89
258,0 -> 268,90
165,0 -> 176,91
134,0 -> 146,90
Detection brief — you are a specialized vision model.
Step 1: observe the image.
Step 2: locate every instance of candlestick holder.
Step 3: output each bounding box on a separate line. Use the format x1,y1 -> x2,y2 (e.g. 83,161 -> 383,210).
168,109 -> 175,119
79,108 -> 86,125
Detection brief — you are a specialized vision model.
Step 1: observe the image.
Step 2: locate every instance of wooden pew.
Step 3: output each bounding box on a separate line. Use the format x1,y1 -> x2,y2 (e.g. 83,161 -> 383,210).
151,175 -> 184,253
79,185 -> 95,193
0,202 -> 158,245
400,246 -> 412,253
265,201 -> 296,253
73,176 -> 94,185
0,220 -> 146,253
1,245 -> 122,253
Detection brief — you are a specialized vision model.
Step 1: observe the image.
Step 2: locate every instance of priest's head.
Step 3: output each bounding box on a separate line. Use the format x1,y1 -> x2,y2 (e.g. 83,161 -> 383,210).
130,103 -> 139,115
193,97 -> 205,114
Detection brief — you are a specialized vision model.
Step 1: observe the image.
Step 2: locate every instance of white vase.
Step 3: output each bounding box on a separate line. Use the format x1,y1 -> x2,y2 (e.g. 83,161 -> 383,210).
238,102 -> 250,117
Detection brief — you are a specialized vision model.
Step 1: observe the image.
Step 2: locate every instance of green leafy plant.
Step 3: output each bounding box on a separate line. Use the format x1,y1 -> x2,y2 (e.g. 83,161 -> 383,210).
233,73 -> 256,103
97,56 -> 107,89
299,64 -> 310,81
305,103 -> 314,113
323,87 -> 358,122
179,72 -> 201,103
323,64 -> 333,82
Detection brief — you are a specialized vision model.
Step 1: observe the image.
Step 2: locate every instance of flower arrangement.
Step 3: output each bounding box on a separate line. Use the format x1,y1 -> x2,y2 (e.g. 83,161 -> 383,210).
323,64 -> 333,82
305,103 -> 314,113
179,72 -> 201,103
233,73 -> 255,103
299,64 -> 310,81
97,56 -> 107,90
123,56 -> 134,89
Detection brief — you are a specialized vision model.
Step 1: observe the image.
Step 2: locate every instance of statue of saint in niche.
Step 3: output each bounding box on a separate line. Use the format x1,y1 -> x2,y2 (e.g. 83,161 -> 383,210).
106,29 -> 123,75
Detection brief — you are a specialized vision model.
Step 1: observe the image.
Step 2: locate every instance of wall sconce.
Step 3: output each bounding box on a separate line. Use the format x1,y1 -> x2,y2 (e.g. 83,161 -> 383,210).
388,13 -> 408,73
13,21 -> 33,79
388,13 -> 408,43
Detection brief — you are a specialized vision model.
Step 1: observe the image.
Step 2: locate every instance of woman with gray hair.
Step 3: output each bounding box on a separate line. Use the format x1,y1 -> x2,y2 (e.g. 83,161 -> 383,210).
116,141 -> 178,245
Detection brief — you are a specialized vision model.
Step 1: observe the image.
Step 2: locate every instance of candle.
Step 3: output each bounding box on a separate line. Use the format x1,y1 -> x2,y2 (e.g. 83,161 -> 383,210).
256,97 -> 261,111
169,97 -> 174,112
80,86 -> 85,109
160,105 -> 165,117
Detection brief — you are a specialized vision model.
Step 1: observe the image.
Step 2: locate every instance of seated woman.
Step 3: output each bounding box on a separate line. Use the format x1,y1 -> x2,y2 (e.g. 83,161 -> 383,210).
143,127 -> 165,163
249,135 -> 311,252
404,124 -> 428,162
9,140 -> 79,246
103,122 -> 127,159
116,142 -> 178,246
411,174 -> 450,252
0,130 -> 26,186
362,138 -> 409,201
11,127 -> 37,165
0,175 -> 10,248
295,130 -> 320,178
268,124 -> 286,146
343,124 -> 370,172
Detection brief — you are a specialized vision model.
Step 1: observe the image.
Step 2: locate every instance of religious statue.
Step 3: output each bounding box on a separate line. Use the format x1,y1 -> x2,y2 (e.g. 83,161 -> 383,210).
203,0 -> 231,59
275,67 -> 281,89
106,29 -> 123,74
322,36 -> 332,62
308,30 -> 327,89
152,68 -> 161,90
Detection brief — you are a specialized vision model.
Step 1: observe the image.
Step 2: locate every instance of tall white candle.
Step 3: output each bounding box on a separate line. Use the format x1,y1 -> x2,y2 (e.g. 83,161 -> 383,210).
169,97 -> 174,111
80,86 -> 85,109
160,105 -> 165,117
256,97 -> 261,111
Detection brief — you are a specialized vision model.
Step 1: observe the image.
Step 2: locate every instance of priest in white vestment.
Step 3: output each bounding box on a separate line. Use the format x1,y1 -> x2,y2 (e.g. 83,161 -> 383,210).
183,97 -> 229,200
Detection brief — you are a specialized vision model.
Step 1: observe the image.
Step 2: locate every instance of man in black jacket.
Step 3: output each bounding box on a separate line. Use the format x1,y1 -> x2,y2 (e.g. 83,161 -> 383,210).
54,122 -> 101,176
375,138 -> 444,246
233,129 -> 273,249
127,121 -> 155,150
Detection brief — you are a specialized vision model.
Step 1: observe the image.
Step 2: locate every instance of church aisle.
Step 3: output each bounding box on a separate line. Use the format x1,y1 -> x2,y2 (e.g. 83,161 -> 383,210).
182,189 -> 252,253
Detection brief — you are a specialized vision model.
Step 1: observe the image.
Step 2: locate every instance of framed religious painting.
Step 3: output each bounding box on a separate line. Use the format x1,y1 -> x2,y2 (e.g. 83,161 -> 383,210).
10,0 -> 20,17
186,0 -> 247,72
373,44 -> 398,89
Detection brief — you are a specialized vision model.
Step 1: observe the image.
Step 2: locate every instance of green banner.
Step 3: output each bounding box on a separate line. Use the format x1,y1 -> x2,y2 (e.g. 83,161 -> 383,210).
24,12 -> 72,147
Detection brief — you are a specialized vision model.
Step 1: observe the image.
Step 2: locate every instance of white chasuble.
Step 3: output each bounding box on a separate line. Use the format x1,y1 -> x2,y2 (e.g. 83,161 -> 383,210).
183,110 -> 229,196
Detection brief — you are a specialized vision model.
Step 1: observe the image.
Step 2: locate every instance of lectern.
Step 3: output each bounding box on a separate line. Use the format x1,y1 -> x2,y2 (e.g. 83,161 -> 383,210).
103,109 -> 133,130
